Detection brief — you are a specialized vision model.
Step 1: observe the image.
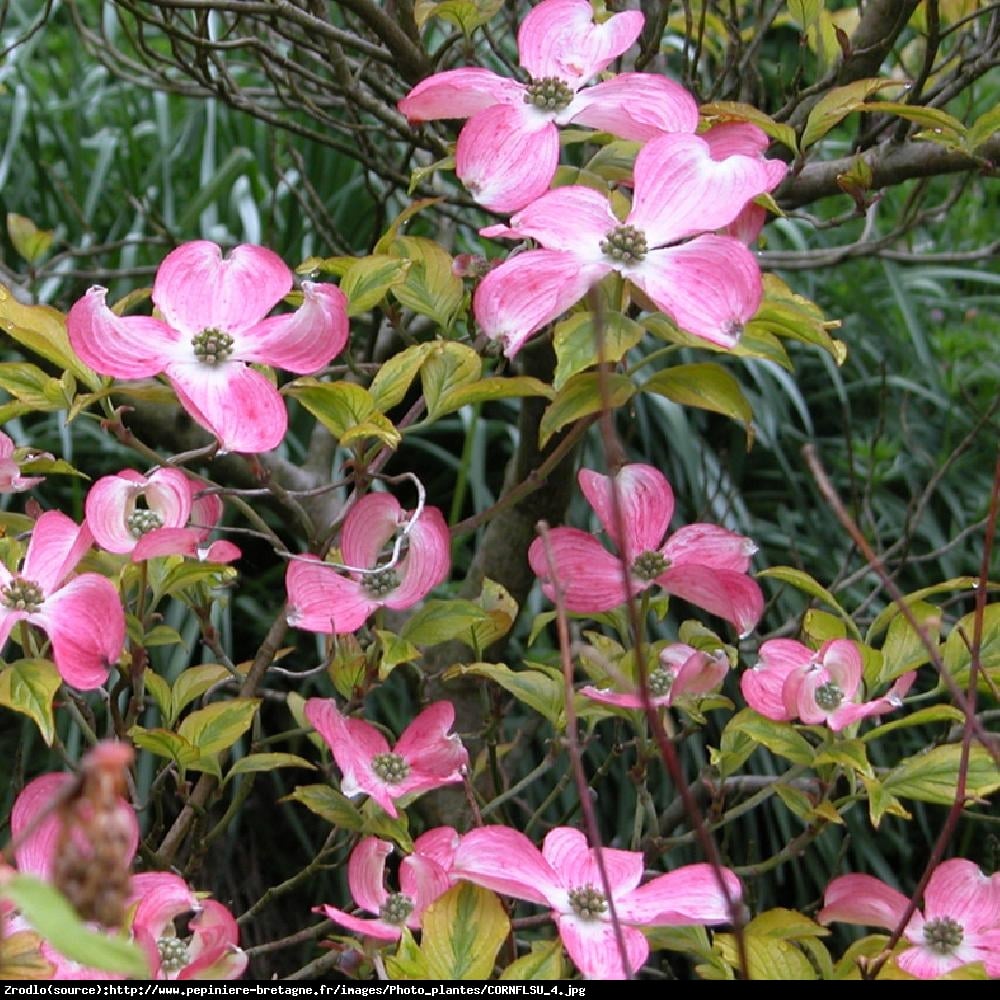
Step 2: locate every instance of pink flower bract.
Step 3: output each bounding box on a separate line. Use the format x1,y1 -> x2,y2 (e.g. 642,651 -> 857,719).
67,241 -> 349,454
304,699 -> 468,819
529,464 -> 763,636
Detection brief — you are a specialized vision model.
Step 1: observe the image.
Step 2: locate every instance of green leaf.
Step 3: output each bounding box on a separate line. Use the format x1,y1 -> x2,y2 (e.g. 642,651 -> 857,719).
286,380 -> 401,449
0,287 -> 101,389
641,363 -> 753,434
553,311 -> 644,390
0,928 -> 52,979
859,102 -> 966,143
2,876 -> 148,977
168,664 -> 232,726
225,753 -> 316,783
0,362 -> 71,411
374,198 -> 445,251
758,566 -> 860,637
375,629 -> 422,680
445,662 -> 564,729
967,103 -> 1000,150
879,601 -> 941,683
284,784 -> 363,829
143,671 -> 172,723
421,883 -> 510,980
469,578 -> 519,652
128,726 -> 202,770
177,698 -> 260,755
644,313 -> 793,370
340,255 -> 411,316
861,774 -> 910,828
801,79 -> 900,148
0,659 -> 61,745
943,603 -> 1000,691
16,456 -> 88,480
420,342 -> 481,421
369,343 -> 434,412
723,708 -> 816,765
883,745 -> 1000,805
500,938 -> 564,980
803,609 -> 848,644
296,254 -> 356,277
431,376 -> 553,417
420,0 -> 504,34
385,927 -> 432,980
158,559 -> 238,597
584,140 -> 640,184
715,908 -> 831,981
400,599 -> 489,646
539,372 -> 634,448
862,705 -> 965,743
361,799 -> 413,851
814,738 -> 872,776
865,578 -> 994,640
386,236 -> 463,328
748,274 -> 846,362
6,213 -> 54,264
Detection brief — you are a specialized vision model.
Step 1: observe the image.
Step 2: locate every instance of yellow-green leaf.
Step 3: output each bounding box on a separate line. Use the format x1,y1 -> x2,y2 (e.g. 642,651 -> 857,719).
539,372 -> 634,448
967,104 -> 1000,151
879,601 -> 941,682
177,697 -> 260,755
553,311 -> 644,390
286,380 -> 401,449
644,314 -> 793,370
0,928 -> 52,979
642,363 -> 753,433
445,662 -> 564,729
883,745 -> 1000,805
375,629 -> 422,680
865,577 -> 995,640
500,938 -> 564,980
0,659 -> 61,745
385,236 -> 463,328
284,784 -> 363,829
421,0 -> 504,35
758,566 -> 860,637
943,602 -> 1000,691
129,726 -> 202,770
369,343 -> 435,412
340,256 -> 411,316
469,578 -> 519,652
400,599 -> 489,646
859,102 -> 966,142
420,342 -> 481,420
861,774 -> 910,828
862,704 -> 964,743
225,753 -> 316,783
421,883 -> 510,980
723,708 -> 816,765
801,79 -> 900,148
6,213 -> 54,264
385,927 -> 432,980
748,275 -> 846,362
168,664 -> 232,726
0,362 -> 71,411
432,375 -> 553,417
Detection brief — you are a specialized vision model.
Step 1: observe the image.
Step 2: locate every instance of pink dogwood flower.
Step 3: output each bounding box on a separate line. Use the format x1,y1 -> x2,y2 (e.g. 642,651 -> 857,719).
317,829 -> 460,942
399,0 -> 698,213
131,873 -> 247,980
67,240 -> 349,454
286,492 -> 450,635
304,699 -> 467,819
741,638 -> 915,731
528,464 -> 763,636
474,131 -> 777,357
0,430 -> 49,493
453,825 -> 741,979
581,642 -> 731,710
0,511 -> 125,690
818,859 -> 1000,978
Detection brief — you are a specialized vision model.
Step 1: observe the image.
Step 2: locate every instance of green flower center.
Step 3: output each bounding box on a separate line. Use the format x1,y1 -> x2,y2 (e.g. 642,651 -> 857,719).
648,667 -> 674,698
923,916 -> 963,955
631,550 -> 667,581
127,508 -> 164,538
191,328 -> 235,365
371,752 -> 410,784
379,892 -> 415,925
814,681 -> 844,712
600,224 -> 648,265
1,576 -> 44,613
364,567 -> 400,597
568,884 -> 608,920
157,935 -> 190,976
523,76 -> 574,113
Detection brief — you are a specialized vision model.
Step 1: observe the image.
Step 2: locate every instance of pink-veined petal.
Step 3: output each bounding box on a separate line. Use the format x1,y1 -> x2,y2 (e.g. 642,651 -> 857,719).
663,523 -> 757,573
164,360 -> 287,455
144,468 -> 195,526
316,904 -> 402,941
672,648 -> 731,699
453,827 -> 562,908
742,640 -> 808,720
190,492 -> 223,537
528,528 -> 639,614
567,73 -> 699,140
457,104 -> 560,213
236,282 -> 348,374
617,863 -> 742,925
818,873 -> 911,930
399,68 -> 524,121
341,493 -> 402,570
395,701 -> 467,782
829,671 -> 917,731
518,0 -> 643,85
630,236 -> 762,349
85,471 -> 188,555
702,122 -> 788,190
0,432 -> 13,459
725,203 -> 769,246
179,900 -> 246,980
152,241 -> 292,335
67,287 -> 180,379
33,575 -> 124,690
820,640 -> 863,698
304,699 -> 390,796
657,564 -> 763,637
480,187 -> 616,256
131,527 -> 204,562
0,609 -> 27,658
12,773 -> 74,878
286,558 -> 374,634
579,685 -> 666,710
22,511 -> 93,596
556,915 -> 648,980
783,664 -> 832,725
413,828 -> 461,873
347,838 -> 392,915
542,827 -> 644,900
199,540 -> 241,564
924,859 -> 1000,930
400,853 -> 452,921
896,945 -> 967,979
383,506 -> 451,611
579,464 -> 673,562
473,250 -> 609,358
629,133 -> 774,244
131,873 -> 200,939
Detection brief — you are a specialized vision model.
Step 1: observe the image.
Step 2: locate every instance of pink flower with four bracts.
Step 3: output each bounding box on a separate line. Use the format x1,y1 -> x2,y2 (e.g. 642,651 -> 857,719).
818,859 -> 1000,978
529,464 -> 763,636
0,511 -> 125,690
305,699 -> 468,819
453,826 -> 742,979
741,638 -> 916,731
581,642 -> 731,710
85,468 -> 240,564
286,492 -> 450,635
67,241 -> 349,454
474,131 -> 778,358
317,829 -> 460,941
399,0 -> 697,213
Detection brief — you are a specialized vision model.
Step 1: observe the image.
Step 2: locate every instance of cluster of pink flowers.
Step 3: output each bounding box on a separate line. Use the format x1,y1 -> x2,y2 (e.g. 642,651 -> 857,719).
741,638 -> 915,731
400,0 -> 787,358
6,755 -> 246,980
